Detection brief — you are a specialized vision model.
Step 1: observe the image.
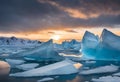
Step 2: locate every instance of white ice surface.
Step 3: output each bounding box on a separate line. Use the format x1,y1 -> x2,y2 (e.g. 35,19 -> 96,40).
37,77 -> 54,82
10,59 -> 82,77
92,76 -> 120,82
113,72 -> 120,76
79,65 -> 118,75
5,59 -> 25,67
16,63 -> 39,70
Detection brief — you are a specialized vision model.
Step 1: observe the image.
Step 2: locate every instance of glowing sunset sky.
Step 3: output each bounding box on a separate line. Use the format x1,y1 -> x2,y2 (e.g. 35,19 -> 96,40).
0,0 -> 120,43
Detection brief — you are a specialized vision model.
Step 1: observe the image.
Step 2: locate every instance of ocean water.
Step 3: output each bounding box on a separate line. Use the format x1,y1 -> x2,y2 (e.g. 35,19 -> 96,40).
0,60 -> 120,82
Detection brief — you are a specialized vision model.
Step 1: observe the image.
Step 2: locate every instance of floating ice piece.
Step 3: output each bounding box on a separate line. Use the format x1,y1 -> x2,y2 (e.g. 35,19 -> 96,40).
79,65 -> 118,75
59,53 -> 82,61
10,59 -> 82,77
85,60 -> 96,64
92,76 -> 120,82
0,61 -> 10,75
17,39 -> 64,61
16,63 -> 39,71
5,59 -> 25,67
113,72 -> 120,76
37,77 -> 54,82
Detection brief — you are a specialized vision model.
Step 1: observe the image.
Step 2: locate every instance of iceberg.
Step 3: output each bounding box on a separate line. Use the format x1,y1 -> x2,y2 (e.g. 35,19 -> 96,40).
101,29 -> 120,50
16,63 -> 39,71
95,29 -> 120,60
81,31 -> 99,59
81,29 -> 120,60
79,65 -> 118,75
11,39 -> 64,61
62,39 -> 81,50
62,40 -> 71,49
0,61 -> 10,75
10,59 -> 82,77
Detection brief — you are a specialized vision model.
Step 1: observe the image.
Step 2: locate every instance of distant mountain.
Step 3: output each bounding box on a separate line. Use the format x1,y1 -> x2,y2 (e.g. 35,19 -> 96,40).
0,36 -> 41,46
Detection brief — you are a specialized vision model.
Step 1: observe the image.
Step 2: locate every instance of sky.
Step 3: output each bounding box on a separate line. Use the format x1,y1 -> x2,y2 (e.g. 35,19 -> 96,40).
0,0 -> 120,43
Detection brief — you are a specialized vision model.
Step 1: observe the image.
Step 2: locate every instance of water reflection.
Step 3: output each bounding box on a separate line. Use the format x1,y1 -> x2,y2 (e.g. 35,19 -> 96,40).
66,76 -> 83,82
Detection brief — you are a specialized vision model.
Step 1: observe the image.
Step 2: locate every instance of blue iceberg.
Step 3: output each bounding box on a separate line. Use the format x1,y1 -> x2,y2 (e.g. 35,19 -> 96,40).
10,39 -> 64,61
23,39 -> 64,61
81,29 -> 120,61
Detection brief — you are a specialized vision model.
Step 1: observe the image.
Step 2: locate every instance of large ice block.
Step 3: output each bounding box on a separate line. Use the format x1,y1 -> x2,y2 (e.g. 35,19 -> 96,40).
81,29 -> 120,60
10,59 -> 82,77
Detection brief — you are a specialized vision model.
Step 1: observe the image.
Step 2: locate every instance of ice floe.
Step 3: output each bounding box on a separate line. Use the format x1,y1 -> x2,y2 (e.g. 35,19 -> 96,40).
79,65 -> 118,75
92,76 -> 120,82
10,59 -> 82,77
16,63 -> 39,71
37,77 -> 54,82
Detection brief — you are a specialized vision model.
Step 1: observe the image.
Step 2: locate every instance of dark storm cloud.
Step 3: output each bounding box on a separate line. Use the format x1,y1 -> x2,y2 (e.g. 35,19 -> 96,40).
51,0 -> 120,17
66,30 -> 78,33
0,0 -> 67,32
0,0 -> 120,33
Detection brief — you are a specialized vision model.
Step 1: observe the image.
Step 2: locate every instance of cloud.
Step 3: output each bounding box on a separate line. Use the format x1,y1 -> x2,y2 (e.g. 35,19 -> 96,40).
0,0 -> 120,33
49,0 -> 120,19
66,30 -> 78,33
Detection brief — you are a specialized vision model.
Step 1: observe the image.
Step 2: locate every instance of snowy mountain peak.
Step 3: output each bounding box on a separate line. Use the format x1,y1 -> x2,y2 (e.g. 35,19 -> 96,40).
0,36 -> 41,46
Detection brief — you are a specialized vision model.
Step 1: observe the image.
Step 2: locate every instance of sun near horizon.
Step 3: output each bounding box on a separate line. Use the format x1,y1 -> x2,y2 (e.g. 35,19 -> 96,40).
0,27 -> 120,43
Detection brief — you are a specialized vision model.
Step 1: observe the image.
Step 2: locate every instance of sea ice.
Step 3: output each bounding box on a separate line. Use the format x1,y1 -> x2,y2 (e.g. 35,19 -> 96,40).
113,72 -> 120,76
37,77 -> 54,82
16,63 -> 39,70
79,65 -> 118,75
10,59 -> 82,77
5,59 -> 25,67
20,39 -> 64,61
92,76 -> 120,82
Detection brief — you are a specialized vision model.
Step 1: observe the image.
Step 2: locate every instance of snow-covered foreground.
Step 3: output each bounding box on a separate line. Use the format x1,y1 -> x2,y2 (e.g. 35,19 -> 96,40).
10,59 -> 82,77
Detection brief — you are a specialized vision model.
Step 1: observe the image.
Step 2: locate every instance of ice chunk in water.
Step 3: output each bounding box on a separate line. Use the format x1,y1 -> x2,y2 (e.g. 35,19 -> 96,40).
5,59 -> 25,67
18,39 -> 64,61
79,65 -> 118,75
16,63 -> 39,70
10,59 -> 82,77
92,76 -> 120,82
37,77 -> 54,82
